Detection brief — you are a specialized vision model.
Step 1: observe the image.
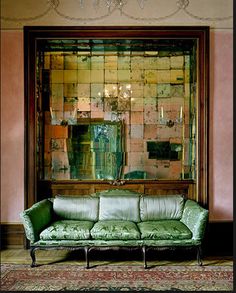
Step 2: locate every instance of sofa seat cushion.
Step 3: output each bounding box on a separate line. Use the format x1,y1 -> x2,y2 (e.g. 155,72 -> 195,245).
39,220 -> 94,240
91,220 -> 140,240
137,220 -> 192,240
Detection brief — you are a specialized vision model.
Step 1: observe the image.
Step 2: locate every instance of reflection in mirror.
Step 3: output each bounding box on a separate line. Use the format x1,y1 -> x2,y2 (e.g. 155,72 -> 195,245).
37,38 -> 197,180
66,122 -> 124,180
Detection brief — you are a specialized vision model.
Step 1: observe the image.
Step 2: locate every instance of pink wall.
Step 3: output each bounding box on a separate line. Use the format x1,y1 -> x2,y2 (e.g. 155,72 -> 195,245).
1,31 -> 24,222
0,30 -> 233,223
209,31 -> 233,221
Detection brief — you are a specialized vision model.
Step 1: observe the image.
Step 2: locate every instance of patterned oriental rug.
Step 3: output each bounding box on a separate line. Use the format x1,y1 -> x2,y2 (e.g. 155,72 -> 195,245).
1,264 -> 233,291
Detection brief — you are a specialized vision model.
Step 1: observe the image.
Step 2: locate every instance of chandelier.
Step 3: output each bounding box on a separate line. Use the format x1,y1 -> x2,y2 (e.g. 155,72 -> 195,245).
78,0 -> 147,11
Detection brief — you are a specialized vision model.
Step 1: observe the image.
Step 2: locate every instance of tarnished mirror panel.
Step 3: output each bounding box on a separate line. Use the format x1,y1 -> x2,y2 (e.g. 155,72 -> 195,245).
36,39 -> 197,180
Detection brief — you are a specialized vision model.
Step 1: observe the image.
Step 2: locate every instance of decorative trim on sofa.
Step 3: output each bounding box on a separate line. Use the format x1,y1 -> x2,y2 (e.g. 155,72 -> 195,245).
29,244 -> 203,269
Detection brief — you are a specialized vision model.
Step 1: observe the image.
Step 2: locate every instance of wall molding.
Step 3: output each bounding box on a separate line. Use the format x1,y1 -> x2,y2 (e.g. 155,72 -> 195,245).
1,27 -> 233,33
1,224 -> 25,249
0,0 -> 233,28
203,221 -> 233,256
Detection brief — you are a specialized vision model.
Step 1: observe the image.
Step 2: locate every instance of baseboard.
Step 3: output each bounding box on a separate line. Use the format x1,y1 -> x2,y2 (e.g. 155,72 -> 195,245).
1,221 -> 233,255
203,221 -> 233,256
0,224 -> 25,249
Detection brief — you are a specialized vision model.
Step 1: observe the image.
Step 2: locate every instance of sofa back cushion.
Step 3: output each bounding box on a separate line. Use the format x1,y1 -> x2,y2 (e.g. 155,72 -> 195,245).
98,189 -> 141,222
53,195 -> 99,221
140,195 -> 185,221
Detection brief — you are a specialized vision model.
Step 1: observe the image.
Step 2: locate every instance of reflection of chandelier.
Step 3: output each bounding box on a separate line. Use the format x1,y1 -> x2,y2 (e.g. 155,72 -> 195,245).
78,0 -> 147,11
104,84 -> 132,99
118,84 -> 132,100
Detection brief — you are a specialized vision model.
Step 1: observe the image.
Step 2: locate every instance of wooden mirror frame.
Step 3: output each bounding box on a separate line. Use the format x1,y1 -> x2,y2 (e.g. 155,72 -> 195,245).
24,26 -> 209,208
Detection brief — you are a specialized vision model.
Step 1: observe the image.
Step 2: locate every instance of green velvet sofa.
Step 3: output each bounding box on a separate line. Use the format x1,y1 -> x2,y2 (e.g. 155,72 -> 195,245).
20,189 -> 208,269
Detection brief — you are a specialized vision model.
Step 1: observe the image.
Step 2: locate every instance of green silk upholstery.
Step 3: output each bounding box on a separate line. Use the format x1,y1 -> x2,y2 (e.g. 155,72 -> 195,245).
20,193 -> 208,254
91,220 -> 140,240
137,220 -> 192,240
99,194 -> 140,222
180,200 -> 208,241
20,199 -> 53,243
53,195 -> 99,221
40,220 -> 94,240
140,195 -> 185,221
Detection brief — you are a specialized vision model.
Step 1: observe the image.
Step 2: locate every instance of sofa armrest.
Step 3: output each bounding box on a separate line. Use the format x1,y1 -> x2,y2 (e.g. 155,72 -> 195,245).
20,199 -> 53,243
180,200 -> 208,242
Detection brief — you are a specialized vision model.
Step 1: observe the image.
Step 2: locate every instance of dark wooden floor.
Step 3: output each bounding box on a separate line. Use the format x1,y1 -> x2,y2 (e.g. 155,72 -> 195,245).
1,248 -> 233,267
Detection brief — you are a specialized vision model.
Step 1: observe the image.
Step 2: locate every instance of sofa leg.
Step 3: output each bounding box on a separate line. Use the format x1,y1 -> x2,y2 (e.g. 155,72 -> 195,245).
142,246 -> 147,269
84,247 -> 89,269
30,247 -> 37,267
197,246 -> 203,266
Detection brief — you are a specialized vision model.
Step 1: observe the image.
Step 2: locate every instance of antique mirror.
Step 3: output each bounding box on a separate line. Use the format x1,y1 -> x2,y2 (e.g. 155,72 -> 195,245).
25,27 -> 209,207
